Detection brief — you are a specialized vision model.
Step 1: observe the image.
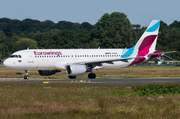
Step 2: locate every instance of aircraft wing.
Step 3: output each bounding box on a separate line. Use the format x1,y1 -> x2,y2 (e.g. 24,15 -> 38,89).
71,56 -> 142,65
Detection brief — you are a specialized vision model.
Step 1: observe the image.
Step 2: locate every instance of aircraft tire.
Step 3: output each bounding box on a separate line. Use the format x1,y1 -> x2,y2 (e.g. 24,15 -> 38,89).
24,75 -> 29,79
88,73 -> 96,79
69,76 -> 76,79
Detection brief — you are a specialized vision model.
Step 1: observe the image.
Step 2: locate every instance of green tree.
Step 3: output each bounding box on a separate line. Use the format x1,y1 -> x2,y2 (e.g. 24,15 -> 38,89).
0,30 -> 11,58
75,30 -> 91,48
0,44 -> 4,59
35,33 -> 54,49
55,21 -> 80,31
0,43 -> 9,58
91,12 -> 135,48
12,38 -> 38,52
165,27 -> 180,59
53,30 -> 78,49
80,22 -> 94,31
0,30 -> 7,43
169,20 -> 180,28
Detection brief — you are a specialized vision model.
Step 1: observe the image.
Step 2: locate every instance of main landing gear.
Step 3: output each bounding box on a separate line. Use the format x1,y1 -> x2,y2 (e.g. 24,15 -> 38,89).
68,73 -> 96,79
68,76 -> 76,79
88,73 -> 96,79
88,68 -> 96,79
24,70 -> 29,79
68,68 -> 96,79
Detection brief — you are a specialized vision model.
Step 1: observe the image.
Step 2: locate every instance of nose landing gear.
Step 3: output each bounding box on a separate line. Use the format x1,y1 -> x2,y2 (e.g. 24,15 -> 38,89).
24,70 -> 29,79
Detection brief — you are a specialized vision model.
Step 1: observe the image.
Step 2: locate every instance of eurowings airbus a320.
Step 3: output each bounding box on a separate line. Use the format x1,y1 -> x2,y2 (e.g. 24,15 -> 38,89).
3,20 -> 175,79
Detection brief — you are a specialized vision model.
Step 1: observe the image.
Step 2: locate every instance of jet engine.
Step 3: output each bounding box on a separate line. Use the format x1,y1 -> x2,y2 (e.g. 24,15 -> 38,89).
66,65 -> 87,76
38,70 -> 61,76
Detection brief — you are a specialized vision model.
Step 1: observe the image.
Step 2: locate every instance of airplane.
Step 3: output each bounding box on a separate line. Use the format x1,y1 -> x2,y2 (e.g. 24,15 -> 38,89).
3,20 -> 176,79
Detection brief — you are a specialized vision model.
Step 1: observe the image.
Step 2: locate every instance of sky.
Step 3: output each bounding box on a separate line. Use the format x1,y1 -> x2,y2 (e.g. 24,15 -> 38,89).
0,0 -> 179,27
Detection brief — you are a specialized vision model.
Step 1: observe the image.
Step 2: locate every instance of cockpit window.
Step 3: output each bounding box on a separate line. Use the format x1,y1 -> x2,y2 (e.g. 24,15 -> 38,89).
10,55 -> 22,58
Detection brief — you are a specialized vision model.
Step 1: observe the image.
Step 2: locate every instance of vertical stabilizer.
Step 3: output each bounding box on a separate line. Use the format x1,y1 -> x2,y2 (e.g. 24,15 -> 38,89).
129,20 -> 161,65
134,20 -> 161,56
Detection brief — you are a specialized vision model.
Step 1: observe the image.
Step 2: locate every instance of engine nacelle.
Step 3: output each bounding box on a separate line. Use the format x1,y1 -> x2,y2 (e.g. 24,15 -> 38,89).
38,70 -> 61,76
66,65 -> 87,76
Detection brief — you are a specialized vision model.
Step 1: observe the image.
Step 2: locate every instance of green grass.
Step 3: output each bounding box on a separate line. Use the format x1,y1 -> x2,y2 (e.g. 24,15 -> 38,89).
1,65 -> 180,118
0,65 -> 4,68
109,84 -> 180,96
1,83 -> 180,118
1,65 -> 180,78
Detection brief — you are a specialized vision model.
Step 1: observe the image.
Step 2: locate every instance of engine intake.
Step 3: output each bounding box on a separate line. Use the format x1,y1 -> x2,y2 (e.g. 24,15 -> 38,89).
66,65 -> 87,76
38,70 -> 61,76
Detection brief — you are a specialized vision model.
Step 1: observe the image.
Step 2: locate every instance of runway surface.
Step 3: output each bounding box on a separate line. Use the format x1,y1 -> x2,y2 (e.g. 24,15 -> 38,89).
0,77 -> 180,84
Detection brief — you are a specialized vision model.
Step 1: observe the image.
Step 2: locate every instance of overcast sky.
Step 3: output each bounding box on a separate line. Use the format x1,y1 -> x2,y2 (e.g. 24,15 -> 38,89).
0,0 -> 179,26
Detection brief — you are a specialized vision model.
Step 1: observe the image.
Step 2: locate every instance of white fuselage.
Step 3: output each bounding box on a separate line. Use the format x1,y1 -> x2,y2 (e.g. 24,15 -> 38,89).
4,49 -> 135,71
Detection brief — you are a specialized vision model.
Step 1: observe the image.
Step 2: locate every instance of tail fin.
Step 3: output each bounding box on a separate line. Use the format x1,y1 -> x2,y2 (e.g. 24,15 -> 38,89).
128,20 -> 161,66
121,20 -> 161,59
134,20 -> 161,56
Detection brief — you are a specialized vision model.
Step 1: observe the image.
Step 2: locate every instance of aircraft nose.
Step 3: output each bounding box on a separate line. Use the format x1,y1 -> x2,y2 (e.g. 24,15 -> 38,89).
3,59 -> 11,68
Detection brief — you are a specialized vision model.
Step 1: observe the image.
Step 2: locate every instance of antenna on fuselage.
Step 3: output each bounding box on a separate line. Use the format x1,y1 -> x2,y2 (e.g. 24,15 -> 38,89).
27,47 -> 29,50
98,47 -> 100,49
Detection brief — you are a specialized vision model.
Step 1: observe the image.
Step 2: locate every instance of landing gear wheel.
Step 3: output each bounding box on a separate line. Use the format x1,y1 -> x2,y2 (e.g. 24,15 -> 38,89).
24,75 -> 29,79
88,73 -> 96,79
69,76 -> 76,79
24,70 -> 30,80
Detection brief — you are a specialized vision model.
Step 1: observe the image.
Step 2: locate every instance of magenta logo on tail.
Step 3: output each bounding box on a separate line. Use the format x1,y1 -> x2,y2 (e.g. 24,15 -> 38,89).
129,35 -> 157,65
138,35 -> 157,56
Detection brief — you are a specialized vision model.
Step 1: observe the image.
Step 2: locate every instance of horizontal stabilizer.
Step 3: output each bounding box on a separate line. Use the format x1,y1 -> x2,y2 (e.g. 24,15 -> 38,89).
163,51 -> 177,54
149,51 -> 176,56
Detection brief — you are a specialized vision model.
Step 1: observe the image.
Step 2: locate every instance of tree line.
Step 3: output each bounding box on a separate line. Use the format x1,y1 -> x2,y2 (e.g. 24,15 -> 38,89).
0,12 -> 180,60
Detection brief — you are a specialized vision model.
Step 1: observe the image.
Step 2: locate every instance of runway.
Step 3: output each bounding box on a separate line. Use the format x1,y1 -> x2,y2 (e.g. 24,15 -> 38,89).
0,77 -> 180,84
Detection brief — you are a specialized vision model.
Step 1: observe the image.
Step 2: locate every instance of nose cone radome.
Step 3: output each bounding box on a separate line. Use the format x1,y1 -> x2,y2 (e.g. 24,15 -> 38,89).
3,59 -> 11,68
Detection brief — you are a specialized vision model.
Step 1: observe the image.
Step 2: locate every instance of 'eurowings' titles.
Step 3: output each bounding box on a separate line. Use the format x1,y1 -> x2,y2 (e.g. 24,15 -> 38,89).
33,51 -> 62,56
